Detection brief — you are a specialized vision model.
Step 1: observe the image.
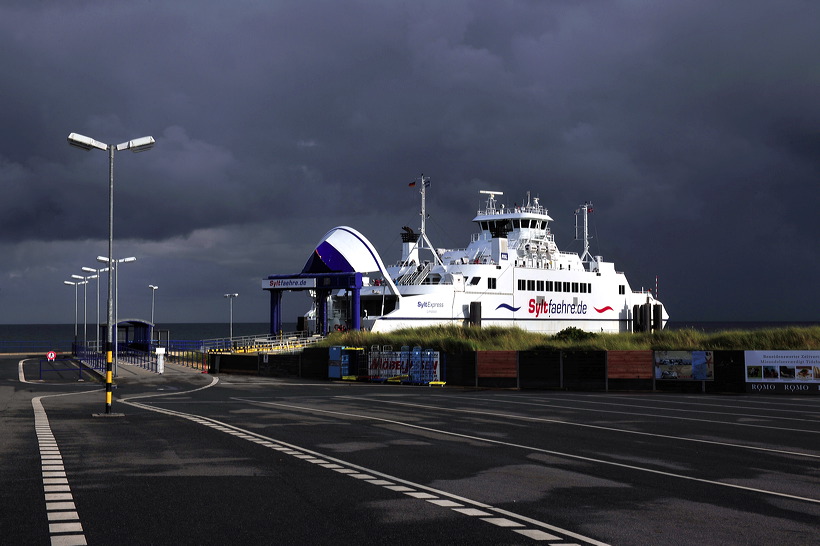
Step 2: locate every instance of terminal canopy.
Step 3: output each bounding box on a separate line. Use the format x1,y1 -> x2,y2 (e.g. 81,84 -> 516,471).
302,226 -> 382,274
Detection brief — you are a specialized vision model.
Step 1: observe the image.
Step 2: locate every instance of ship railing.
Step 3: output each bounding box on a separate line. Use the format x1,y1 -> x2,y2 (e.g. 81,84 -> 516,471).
397,262 -> 432,285
201,331 -> 325,354
478,203 -> 547,216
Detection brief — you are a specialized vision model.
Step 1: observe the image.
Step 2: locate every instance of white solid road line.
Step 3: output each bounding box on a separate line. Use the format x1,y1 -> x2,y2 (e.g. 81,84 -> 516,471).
122,391 -> 607,545
242,396 -> 820,505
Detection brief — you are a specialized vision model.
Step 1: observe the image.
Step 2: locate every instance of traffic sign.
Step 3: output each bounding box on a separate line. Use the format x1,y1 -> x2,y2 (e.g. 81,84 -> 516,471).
47,351 -> 56,361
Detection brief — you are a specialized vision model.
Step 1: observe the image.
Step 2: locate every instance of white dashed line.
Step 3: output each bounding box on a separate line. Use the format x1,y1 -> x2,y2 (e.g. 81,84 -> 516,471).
32,396 -> 88,546
122,397 -> 608,545
482,517 -> 524,527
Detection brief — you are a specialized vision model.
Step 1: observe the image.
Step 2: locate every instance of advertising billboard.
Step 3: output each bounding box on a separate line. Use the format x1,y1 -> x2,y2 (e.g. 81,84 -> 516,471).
745,351 -> 820,394
654,350 -> 714,381
368,347 -> 440,383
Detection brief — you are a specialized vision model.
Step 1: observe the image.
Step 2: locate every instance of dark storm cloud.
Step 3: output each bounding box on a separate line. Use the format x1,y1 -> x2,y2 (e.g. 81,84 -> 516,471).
1,0 -> 818,324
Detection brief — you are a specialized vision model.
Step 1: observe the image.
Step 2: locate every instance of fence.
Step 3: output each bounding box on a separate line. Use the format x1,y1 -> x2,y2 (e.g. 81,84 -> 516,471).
38,358 -> 86,380
201,331 -> 324,354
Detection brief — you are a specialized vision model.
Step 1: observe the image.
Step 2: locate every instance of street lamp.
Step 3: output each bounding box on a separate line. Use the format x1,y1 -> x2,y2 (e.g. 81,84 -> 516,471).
97,255 -> 136,376
71,274 -> 93,347
69,132 -> 154,415
224,293 -> 238,341
82,266 -> 108,351
149,285 -> 158,324
64,280 -> 80,352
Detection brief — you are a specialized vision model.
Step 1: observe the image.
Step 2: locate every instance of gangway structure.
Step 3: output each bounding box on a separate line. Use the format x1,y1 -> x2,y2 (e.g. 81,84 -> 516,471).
202,331 -> 325,355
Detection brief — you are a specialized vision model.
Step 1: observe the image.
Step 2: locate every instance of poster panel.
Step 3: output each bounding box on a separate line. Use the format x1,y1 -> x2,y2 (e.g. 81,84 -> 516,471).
745,351 -> 820,393
368,349 -> 440,383
654,350 -> 714,380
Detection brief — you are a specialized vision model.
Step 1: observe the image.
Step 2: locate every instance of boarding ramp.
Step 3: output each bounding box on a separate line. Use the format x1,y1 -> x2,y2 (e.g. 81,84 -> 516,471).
202,331 -> 325,355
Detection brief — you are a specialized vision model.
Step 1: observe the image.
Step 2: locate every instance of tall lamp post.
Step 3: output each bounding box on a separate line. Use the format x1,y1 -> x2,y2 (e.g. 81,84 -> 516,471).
64,280 -> 80,353
224,293 -> 238,341
71,274 -> 95,348
69,132 -> 154,415
82,266 -> 108,351
149,285 -> 158,324
97,255 -> 136,377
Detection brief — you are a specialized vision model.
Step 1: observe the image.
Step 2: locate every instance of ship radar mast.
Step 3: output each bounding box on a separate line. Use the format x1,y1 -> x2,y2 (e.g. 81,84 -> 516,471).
479,190 -> 504,213
575,201 -> 594,264
413,174 -> 444,267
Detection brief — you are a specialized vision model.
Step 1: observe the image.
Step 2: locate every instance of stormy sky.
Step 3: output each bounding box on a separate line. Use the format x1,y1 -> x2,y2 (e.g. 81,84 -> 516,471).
1,0 -> 818,327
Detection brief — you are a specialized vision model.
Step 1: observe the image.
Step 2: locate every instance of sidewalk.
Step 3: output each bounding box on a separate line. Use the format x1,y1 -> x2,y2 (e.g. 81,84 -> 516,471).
113,360 -> 206,379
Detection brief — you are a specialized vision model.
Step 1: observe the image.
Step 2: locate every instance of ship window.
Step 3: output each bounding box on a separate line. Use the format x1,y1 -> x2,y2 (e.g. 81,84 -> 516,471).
572,282 -> 578,293
488,278 -> 496,289
470,277 -> 481,286
546,281 -> 553,291
517,279 -> 525,290
587,283 -> 592,293
527,280 -> 535,291
580,283 -> 586,293
537,280 -> 544,291
619,285 -> 625,295
563,282 -> 570,292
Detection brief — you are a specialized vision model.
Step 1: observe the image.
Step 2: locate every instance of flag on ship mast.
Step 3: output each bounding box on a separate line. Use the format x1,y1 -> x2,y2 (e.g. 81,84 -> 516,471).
408,176 -> 431,188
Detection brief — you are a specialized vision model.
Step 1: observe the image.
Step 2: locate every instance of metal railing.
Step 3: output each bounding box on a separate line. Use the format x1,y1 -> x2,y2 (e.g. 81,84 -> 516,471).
397,262 -> 432,285
38,358 -> 85,380
200,331 -> 325,355
118,347 -> 157,372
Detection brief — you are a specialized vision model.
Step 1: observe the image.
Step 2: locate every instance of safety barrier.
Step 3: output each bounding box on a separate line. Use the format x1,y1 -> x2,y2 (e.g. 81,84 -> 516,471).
201,331 -> 325,355
38,358 -> 86,380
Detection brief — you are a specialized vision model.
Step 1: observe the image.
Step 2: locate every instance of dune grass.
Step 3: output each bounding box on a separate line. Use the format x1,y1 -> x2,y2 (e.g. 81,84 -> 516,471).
318,325 -> 820,352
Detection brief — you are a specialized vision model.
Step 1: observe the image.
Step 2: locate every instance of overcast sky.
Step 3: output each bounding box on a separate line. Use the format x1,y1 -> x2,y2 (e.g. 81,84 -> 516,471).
1,0 -> 818,328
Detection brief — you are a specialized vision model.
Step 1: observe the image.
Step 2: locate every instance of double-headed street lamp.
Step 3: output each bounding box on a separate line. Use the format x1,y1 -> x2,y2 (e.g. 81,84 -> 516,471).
224,293 -> 238,341
71,274 -> 95,347
97,255 -> 136,376
82,266 -> 108,351
69,132 -> 154,415
63,280 -> 82,351
149,285 -> 158,324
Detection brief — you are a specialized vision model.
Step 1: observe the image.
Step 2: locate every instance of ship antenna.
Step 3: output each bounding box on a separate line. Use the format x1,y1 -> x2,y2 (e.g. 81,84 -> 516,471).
416,174 -> 443,266
576,201 -> 594,264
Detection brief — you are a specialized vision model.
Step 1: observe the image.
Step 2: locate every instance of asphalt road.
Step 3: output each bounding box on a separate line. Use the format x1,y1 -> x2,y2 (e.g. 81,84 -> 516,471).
2,355 -> 819,545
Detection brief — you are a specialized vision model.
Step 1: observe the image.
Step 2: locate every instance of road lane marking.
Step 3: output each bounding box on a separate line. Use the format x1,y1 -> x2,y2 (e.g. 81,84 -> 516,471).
553,393 -> 820,415
477,394 -> 820,423
32,395 -> 88,546
234,397 -> 820,505
486,394 -> 820,424
340,396 -> 820,459
122,397 -> 606,545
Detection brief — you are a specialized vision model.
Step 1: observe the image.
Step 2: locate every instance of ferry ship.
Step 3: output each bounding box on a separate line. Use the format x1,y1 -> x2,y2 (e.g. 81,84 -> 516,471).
298,176 -> 668,334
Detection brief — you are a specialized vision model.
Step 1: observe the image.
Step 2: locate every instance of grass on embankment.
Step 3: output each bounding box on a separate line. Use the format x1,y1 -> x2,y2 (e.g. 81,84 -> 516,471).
317,325 -> 820,352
